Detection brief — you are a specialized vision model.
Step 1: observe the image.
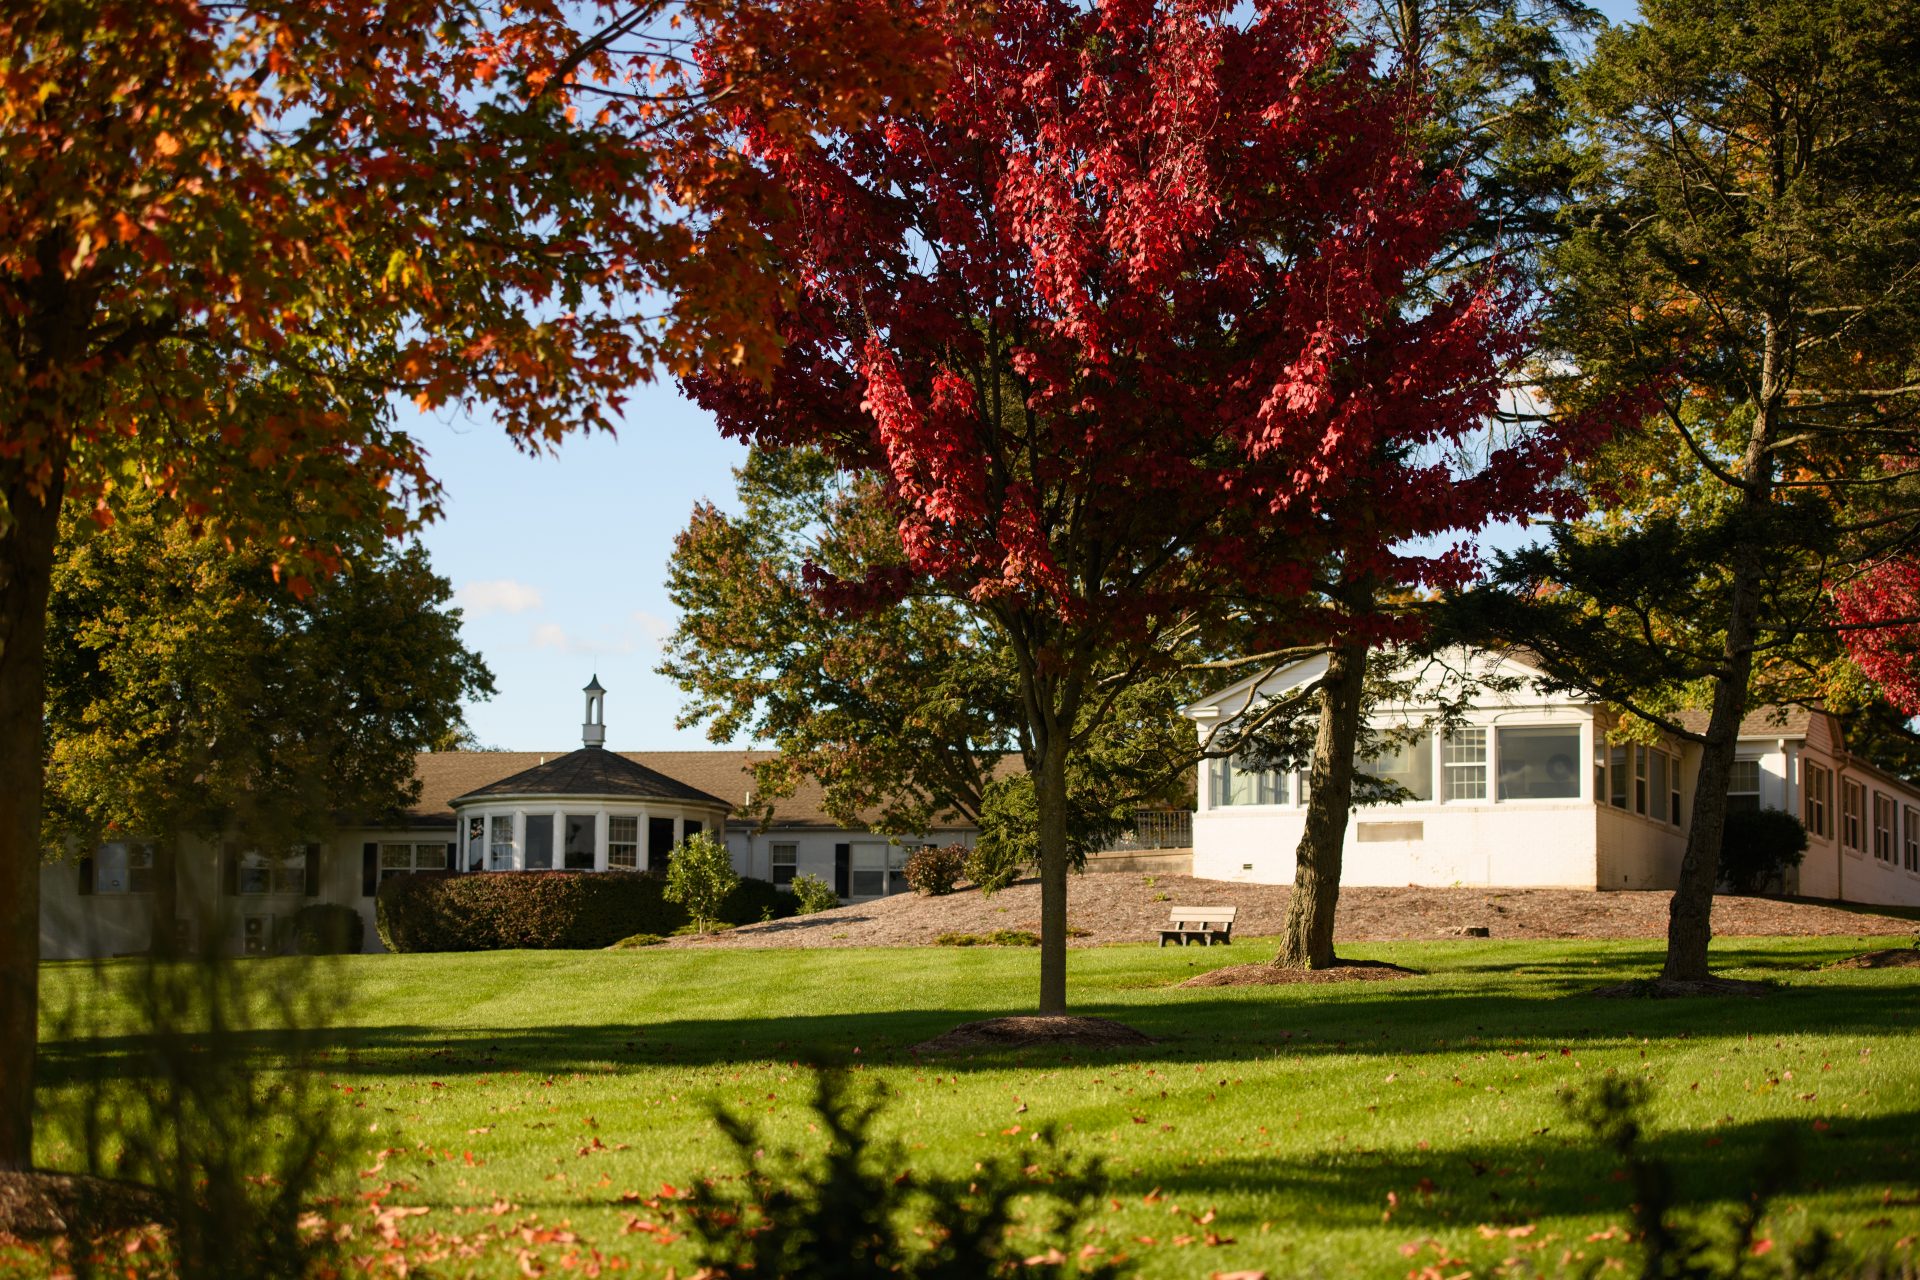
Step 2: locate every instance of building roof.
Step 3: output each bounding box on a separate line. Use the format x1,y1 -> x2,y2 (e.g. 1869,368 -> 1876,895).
1674,705 -> 1816,739
448,748 -> 732,810
403,749 -> 998,832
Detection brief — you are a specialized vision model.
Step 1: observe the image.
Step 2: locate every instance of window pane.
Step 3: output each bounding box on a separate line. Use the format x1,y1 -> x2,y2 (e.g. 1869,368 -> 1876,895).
565,813 -> 596,870
524,814 -> 554,870
852,869 -> 885,896
771,842 -> 797,887
273,848 -> 307,894
1727,760 -> 1761,795
416,843 -> 447,869
1359,732 -> 1432,801
127,844 -> 155,894
467,818 -> 486,872
1609,745 -> 1629,808
1497,726 -> 1581,800
649,817 -> 677,866
381,843 -> 414,869
95,842 -> 131,894
490,815 -> 514,870
1443,728 -> 1487,801
684,820 -> 703,839
608,816 -> 639,869
1650,751 -> 1669,821
238,850 -> 271,895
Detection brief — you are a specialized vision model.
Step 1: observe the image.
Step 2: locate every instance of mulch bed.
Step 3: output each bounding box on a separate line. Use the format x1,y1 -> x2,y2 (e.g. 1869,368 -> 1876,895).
910,1015 -> 1155,1055
1590,976 -> 1773,999
666,875 -> 1920,951
0,1171 -> 169,1239
1180,959 -> 1420,988
1824,947 -> 1920,970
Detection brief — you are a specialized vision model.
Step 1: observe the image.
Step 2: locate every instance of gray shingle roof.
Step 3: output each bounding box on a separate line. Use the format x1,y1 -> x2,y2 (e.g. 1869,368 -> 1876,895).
448,748 -> 731,809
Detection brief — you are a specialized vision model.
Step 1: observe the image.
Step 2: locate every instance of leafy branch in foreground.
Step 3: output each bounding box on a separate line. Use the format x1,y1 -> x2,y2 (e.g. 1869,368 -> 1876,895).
682,1068 -> 1122,1279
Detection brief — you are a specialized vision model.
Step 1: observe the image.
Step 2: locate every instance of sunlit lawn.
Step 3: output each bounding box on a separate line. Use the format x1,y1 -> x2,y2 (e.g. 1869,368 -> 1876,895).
30,934 -> 1920,1278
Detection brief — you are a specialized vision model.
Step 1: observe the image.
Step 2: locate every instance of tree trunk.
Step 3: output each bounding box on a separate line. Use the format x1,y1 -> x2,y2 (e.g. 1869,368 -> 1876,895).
0,458 -> 67,1171
1664,318 -> 1783,982
1275,641 -> 1367,969
1032,735 -> 1070,1015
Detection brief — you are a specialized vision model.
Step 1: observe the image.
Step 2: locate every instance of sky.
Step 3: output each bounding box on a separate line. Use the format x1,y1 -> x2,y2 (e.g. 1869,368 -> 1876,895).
410,0 -> 1643,753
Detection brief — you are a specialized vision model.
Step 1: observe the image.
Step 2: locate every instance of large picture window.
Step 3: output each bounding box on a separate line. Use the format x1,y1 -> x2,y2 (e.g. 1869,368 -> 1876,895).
1443,729 -> 1487,800
1212,756 -> 1288,806
1358,732 -> 1432,801
608,816 -> 640,869
1496,726 -> 1580,800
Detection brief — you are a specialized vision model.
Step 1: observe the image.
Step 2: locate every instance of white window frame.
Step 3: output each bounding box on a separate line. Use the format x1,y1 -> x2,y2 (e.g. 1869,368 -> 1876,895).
379,841 -> 448,884
1442,728 -> 1487,801
1873,792 -> 1896,862
608,815 -> 641,869
489,814 -> 516,870
92,841 -> 155,894
1802,761 -> 1831,840
1903,805 -> 1919,872
1842,779 -> 1865,852
770,841 -> 798,886
238,846 -> 309,896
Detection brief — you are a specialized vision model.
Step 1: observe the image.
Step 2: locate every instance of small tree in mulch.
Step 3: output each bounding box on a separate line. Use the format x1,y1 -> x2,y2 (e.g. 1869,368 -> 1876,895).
903,844 -> 967,896
664,833 -> 741,934
790,873 -> 840,915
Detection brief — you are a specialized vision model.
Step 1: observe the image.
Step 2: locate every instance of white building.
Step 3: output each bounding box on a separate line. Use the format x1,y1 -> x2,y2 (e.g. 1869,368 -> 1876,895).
40,680 -> 978,959
1188,647 -> 1920,908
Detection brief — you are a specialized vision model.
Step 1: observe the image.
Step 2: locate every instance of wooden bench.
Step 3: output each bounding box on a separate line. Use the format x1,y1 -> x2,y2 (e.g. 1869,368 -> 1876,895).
1160,905 -> 1237,947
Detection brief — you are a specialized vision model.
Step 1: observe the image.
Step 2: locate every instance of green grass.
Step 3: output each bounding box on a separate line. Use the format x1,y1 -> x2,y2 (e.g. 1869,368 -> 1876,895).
28,934 -> 1920,1278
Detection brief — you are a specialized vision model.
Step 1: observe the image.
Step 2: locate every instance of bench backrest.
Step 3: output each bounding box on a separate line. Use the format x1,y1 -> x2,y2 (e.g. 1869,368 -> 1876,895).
1168,906 -> 1237,923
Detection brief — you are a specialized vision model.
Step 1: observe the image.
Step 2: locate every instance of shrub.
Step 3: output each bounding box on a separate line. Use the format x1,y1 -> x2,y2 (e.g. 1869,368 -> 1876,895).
722,874 -> 799,926
377,871 -> 686,951
665,831 -> 740,933
961,841 -> 1023,896
790,873 -> 840,915
609,932 -> 666,949
284,903 -> 364,955
683,1068 -> 1119,1279
903,843 -> 967,896
1720,807 -> 1808,894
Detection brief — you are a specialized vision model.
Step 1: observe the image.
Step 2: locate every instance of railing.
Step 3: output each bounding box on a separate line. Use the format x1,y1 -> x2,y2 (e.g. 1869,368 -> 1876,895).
1099,809 -> 1193,852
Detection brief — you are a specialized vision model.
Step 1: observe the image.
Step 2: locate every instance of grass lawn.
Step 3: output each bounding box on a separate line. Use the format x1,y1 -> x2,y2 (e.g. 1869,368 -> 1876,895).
26,934 -> 1920,1278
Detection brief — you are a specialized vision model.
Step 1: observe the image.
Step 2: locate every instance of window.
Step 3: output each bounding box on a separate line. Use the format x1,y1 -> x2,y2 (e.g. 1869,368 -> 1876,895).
1212,756 -> 1288,806
1671,766 -> 1684,825
685,820 -> 703,840
489,815 -> 514,870
1496,726 -> 1581,800
771,842 -> 798,886
1634,745 -> 1648,815
92,842 -> 155,894
1843,780 -> 1865,851
1650,751 -> 1669,824
649,817 -> 677,865
1905,806 -> 1919,872
888,845 -> 910,896
379,842 -> 447,884
466,817 -> 486,872
1873,792 -> 1896,862
525,814 -> 554,870
1803,761 -> 1832,839
1727,760 -> 1761,813
564,813 -> 597,870
239,846 -> 308,895
1609,744 -> 1629,808
851,843 -> 889,898
1357,732 -> 1433,801
608,816 -> 640,869
1443,729 -> 1487,800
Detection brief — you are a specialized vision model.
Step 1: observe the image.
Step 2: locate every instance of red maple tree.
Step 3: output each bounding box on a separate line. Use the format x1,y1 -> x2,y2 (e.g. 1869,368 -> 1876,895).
0,0 -> 954,1171
689,0 -> 1584,1013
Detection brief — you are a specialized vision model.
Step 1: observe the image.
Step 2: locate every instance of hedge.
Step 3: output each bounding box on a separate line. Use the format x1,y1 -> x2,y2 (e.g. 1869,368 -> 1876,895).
376,870 -> 796,952
286,903 -> 365,955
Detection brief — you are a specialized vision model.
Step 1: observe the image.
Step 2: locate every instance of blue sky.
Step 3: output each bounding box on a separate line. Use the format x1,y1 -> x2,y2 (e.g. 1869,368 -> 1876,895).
413,0 -> 1641,752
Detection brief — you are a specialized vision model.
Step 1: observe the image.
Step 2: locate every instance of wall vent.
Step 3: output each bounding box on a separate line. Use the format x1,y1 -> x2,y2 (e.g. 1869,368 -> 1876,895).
1356,821 -> 1424,843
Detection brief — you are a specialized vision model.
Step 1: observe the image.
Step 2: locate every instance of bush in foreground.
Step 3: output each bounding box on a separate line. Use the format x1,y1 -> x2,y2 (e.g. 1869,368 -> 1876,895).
665,831 -> 741,933
791,873 -> 840,915
1720,807 -> 1809,894
284,903 -> 363,955
683,1068 -> 1120,1279
904,843 -> 968,896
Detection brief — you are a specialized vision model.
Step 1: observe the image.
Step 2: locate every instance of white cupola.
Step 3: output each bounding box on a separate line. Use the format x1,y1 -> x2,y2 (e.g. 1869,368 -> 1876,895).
582,675 -> 607,748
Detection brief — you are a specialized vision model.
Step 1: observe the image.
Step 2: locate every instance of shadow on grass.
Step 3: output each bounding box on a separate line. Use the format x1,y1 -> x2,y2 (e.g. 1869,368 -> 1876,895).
35,974 -> 1920,1086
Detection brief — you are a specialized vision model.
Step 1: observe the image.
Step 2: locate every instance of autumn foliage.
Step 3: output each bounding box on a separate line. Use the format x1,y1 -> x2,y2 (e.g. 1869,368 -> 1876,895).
686,0 -> 1584,1011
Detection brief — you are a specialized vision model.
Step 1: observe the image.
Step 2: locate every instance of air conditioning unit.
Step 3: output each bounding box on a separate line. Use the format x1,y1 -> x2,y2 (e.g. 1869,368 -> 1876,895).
242,914 -> 275,957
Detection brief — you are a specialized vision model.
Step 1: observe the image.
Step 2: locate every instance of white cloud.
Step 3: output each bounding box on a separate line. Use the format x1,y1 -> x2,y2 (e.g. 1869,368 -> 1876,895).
456,578 -> 545,616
